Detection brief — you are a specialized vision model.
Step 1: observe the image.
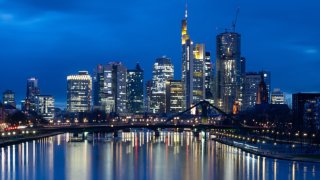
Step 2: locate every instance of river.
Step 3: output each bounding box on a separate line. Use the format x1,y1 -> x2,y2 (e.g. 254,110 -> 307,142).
0,131 -> 319,180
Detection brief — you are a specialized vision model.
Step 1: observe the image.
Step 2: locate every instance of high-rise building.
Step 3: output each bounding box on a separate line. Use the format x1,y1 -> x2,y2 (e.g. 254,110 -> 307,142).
67,71 -> 92,113
303,98 -> 320,133
150,57 -> 174,114
260,71 -> 271,100
145,80 -> 152,112
192,44 -> 205,104
35,95 -> 55,120
127,63 -> 144,114
166,80 -> 184,114
292,93 -> 320,131
216,32 -> 242,113
24,77 -> 40,111
93,64 -> 105,110
204,52 -> 214,102
103,62 -> 127,114
181,5 -> 206,110
181,5 -> 194,110
3,90 -> 16,107
243,72 -> 261,110
271,89 -> 286,104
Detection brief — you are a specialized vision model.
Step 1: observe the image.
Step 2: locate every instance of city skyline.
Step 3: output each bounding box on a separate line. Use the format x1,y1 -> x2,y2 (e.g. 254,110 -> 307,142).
1,0 -> 320,107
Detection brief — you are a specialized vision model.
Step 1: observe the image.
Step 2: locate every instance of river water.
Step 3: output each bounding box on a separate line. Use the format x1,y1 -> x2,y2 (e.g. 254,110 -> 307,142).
0,132 -> 319,180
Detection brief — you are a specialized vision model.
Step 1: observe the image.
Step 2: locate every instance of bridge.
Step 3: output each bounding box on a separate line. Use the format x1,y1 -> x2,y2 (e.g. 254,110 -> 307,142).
36,101 -> 267,136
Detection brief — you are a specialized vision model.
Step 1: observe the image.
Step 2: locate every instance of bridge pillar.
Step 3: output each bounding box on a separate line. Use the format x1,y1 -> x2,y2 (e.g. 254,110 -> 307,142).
201,101 -> 209,124
113,131 -> 118,138
193,131 -> 199,137
154,130 -> 160,137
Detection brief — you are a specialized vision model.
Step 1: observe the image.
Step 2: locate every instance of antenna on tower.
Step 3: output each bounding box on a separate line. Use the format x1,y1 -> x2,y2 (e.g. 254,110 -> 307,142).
185,0 -> 188,19
232,7 -> 240,32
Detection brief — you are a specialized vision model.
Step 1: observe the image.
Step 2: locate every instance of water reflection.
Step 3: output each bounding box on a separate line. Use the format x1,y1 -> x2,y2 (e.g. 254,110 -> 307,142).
0,132 -> 319,180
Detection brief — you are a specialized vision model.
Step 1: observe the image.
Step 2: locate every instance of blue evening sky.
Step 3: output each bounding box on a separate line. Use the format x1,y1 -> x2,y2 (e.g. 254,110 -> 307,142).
0,0 -> 319,108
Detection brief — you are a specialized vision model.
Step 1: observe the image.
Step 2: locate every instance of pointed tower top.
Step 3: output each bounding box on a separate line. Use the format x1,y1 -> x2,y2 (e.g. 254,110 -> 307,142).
185,0 -> 188,19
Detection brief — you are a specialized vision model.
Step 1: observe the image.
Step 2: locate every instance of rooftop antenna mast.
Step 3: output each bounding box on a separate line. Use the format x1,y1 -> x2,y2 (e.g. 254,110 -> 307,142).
232,8 -> 240,32
185,0 -> 188,19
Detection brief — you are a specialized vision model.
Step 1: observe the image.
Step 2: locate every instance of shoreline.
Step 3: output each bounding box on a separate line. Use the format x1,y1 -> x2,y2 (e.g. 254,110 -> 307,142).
0,132 -> 63,147
213,138 -> 320,164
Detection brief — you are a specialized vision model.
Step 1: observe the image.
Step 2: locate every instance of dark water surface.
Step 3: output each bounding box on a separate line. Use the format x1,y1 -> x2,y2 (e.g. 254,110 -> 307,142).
1,132 -> 319,180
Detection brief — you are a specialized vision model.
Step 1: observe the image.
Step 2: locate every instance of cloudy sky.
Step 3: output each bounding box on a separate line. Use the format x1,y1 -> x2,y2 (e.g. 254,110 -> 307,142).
0,0 -> 319,107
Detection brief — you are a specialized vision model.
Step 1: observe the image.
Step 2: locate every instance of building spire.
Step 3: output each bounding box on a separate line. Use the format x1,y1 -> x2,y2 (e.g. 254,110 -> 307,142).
185,0 -> 188,19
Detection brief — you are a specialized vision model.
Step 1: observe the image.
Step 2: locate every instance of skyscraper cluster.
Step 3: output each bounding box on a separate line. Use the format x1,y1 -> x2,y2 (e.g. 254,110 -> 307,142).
65,3 -> 278,116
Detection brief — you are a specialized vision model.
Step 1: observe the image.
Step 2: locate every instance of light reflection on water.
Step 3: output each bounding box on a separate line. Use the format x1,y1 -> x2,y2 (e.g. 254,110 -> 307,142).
0,132 -> 319,180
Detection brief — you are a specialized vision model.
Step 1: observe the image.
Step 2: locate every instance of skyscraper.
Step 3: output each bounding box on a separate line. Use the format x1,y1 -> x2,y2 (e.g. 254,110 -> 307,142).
103,62 -> 127,114
181,4 -> 206,110
35,95 -> 55,120
150,57 -> 174,114
24,77 -> 40,111
93,64 -> 105,110
216,32 -> 241,113
204,52 -> 214,102
3,90 -> 16,108
145,80 -> 153,112
192,44 -> 206,104
243,72 -> 261,110
67,71 -> 92,113
181,4 -> 194,110
127,63 -> 144,114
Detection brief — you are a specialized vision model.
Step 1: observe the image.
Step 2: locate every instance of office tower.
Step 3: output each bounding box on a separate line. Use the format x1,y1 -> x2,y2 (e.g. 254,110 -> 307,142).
256,75 -> 269,104
150,57 -> 174,114
292,93 -> 320,131
216,32 -> 241,113
24,77 -> 40,111
3,90 -> 16,107
35,95 -> 55,120
181,4 -> 194,110
181,5 -> 206,110
93,64 -> 105,110
103,62 -> 127,114
243,72 -> 261,110
271,89 -> 286,104
303,98 -> 320,133
67,71 -> 92,113
192,44 -> 206,104
204,52 -> 214,102
145,80 -> 152,112
166,80 -> 184,114
127,63 -> 144,114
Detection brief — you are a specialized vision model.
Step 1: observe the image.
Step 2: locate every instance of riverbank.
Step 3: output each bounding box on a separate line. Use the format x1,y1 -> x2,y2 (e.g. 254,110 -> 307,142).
0,132 -> 63,147
213,138 -> 320,163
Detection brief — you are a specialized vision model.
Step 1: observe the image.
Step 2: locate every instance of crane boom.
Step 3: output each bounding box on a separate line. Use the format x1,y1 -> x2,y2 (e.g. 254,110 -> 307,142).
232,8 -> 240,32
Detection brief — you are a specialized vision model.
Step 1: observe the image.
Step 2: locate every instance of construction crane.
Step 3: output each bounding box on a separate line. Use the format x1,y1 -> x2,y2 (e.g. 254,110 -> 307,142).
232,8 -> 240,32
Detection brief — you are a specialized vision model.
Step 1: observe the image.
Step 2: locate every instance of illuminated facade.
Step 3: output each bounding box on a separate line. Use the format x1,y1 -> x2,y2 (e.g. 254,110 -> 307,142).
271,88 -> 285,104
103,62 -> 127,114
192,44 -> 205,103
216,32 -> 242,113
67,71 -> 92,113
150,57 -> 174,114
35,95 -> 55,120
204,52 -> 214,102
24,77 -> 40,112
3,90 -> 15,108
181,5 -> 206,110
243,72 -> 261,110
127,63 -> 144,114
303,98 -> 320,133
145,80 -> 152,112
93,64 -> 105,110
166,80 -> 184,114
